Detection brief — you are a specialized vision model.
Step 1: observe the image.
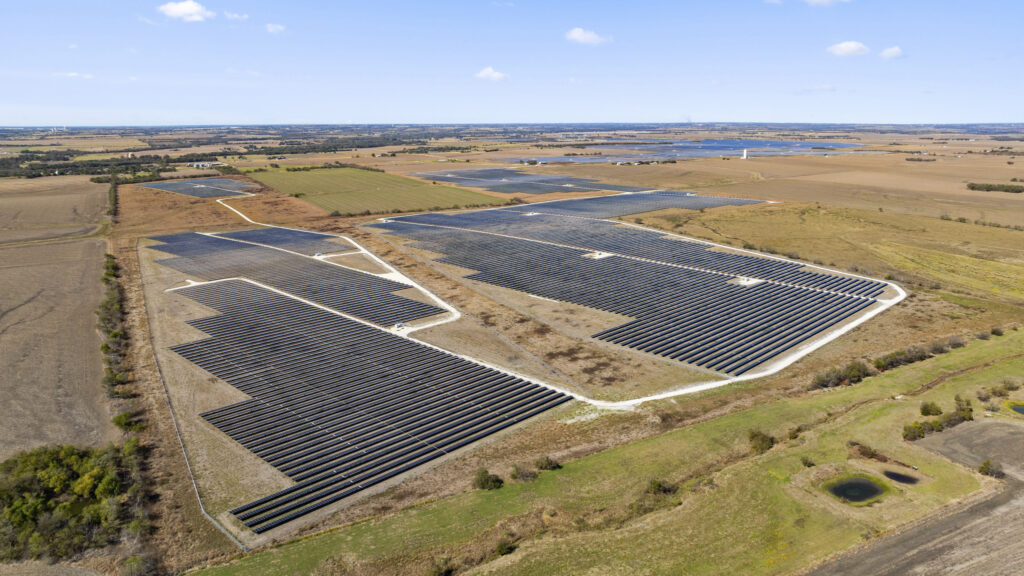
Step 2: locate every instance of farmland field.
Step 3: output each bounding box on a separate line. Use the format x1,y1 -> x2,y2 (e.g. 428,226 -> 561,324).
248,167 -> 505,215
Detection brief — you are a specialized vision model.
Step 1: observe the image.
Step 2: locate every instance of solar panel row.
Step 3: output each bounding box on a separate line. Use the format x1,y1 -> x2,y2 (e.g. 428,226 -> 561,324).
148,232 -> 442,326
388,210 -> 885,297
214,227 -> 356,256
414,168 -> 651,195
500,190 -> 761,218
372,220 -> 879,375
169,280 -> 570,533
141,178 -> 256,198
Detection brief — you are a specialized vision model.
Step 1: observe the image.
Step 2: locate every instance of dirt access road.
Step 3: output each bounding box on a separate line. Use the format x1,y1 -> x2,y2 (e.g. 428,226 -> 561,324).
803,419 -> 1024,576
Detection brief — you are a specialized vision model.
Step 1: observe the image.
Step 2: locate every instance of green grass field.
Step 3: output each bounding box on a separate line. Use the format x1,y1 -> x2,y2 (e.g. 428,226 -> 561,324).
247,167 -> 504,215
192,330 -> 1024,576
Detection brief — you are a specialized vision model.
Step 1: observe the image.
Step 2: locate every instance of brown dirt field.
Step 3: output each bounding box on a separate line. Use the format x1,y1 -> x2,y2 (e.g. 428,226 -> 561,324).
0,238 -> 118,461
805,420 -> 1024,576
0,175 -> 109,244
324,252 -> 390,274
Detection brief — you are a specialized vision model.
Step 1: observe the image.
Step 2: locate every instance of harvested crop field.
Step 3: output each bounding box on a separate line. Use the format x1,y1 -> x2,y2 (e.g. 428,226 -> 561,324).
248,167 -> 505,215
0,238 -> 117,460
0,175 -> 108,244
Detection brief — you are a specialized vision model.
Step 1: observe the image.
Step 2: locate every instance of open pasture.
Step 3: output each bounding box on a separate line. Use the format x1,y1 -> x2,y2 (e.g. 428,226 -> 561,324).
248,167 -> 504,214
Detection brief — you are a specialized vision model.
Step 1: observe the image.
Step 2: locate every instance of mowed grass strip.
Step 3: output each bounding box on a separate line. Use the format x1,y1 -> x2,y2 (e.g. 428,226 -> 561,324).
192,331 -> 1023,576
248,167 -> 504,215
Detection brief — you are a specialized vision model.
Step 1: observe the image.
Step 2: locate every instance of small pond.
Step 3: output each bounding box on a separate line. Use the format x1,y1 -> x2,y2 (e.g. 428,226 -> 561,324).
829,477 -> 884,502
883,470 -> 919,484
1011,404 -> 1024,416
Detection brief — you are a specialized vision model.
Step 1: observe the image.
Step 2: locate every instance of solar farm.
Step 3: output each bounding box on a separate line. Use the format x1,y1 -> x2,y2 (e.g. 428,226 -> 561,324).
171,280 -> 569,533
138,187 -> 898,539
372,192 -> 892,377
140,177 -> 258,197
415,167 -> 652,194
145,225 -> 572,533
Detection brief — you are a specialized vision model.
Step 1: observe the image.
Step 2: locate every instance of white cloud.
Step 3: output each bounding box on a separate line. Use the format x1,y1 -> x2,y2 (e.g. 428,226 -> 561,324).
827,40 -> 869,56
68,43 -> 78,49
157,1 -> 214,22
880,45 -> 904,59
764,0 -> 782,4
55,72 -> 93,80
805,0 -> 853,5
224,11 -> 249,20
565,27 -> 607,45
266,23 -> 285,34
475,66 -> 508,81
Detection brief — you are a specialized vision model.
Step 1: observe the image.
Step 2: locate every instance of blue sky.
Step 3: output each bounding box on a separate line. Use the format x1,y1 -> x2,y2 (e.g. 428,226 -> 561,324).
1,0 -> 1020,125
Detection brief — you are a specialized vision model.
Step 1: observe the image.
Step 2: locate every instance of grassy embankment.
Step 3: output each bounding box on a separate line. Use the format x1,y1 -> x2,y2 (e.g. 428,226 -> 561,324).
192,330 -> 1024,576
247,167 -> 505,215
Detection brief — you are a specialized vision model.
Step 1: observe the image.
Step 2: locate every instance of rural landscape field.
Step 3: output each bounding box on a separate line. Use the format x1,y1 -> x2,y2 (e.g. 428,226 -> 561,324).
2,1 -> 1023,575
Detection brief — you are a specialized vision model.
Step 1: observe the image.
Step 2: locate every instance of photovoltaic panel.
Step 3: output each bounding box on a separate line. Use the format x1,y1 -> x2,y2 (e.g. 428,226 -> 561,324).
148,232 -> 442,326
372,206 -> 883,375
140,178 -> 256,197
214,227 -> 356,256
169,279 -> 570,533
500,190 -> 761,218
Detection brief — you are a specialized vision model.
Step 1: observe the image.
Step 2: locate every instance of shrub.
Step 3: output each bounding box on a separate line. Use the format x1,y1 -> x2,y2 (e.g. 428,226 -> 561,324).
978,460 -> 1004,478
874,346 -> 930,372
748,430 -> 776,454
903,422 -> 925,441
111,411 -> 144,432
472,468 -> 503,490
328,210 -> 341,217
800,455 -> 815,468
645,479 -> 677,495
929,341 -> 949,355
809,360 -> 872,390
976,331 -> 990,341
985,401 -> 1001,413
495,538 -> 516,556
534,455 -> 561,471
948,335 -> 965,349
991,326 -> 1004,336
976,388 -> 992,402
509,464 -> 536,482
920,401 -> 943,416
1002,378 -> 1021,391
991,385 -> 1010,398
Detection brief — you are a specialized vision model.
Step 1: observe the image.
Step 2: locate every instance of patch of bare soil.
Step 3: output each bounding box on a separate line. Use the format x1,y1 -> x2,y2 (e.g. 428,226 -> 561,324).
324,252 -> 390,274
0,238 -> 119,460
0,175 -> 108,245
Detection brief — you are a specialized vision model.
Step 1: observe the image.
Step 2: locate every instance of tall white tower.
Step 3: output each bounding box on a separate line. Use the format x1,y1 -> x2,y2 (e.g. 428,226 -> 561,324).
741,148 -> 748,160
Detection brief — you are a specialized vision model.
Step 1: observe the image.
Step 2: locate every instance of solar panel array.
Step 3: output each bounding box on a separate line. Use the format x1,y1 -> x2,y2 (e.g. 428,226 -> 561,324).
388,211 -> 885,297
501,190 -> 761,218
214,227 -> 356,256
415,168 -> 650,195
141,178 -> 256,198
148,232 -> 442,326
372,203 -> 885,375
170,280 -> 570,533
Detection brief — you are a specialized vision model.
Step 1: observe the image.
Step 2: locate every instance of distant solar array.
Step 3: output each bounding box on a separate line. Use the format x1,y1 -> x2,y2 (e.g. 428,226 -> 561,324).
501,190 -> 761,218
171,280 -> 570,533
214,227 -> 355,256
372,196 -> 886,375
415,168 -> 650,195
148,232 -> 442,326
140,178 -> 256,198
